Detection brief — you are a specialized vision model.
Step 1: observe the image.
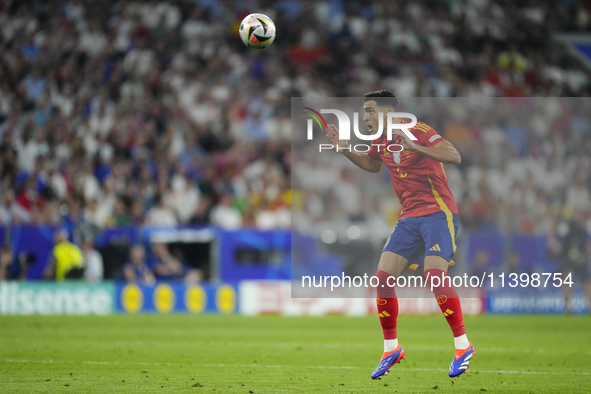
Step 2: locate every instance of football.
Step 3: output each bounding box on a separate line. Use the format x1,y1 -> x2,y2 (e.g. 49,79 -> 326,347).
239,13 -> 276,50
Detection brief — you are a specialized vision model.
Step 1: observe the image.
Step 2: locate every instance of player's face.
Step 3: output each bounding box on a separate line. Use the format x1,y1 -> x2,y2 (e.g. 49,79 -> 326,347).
363,100 -> 391,135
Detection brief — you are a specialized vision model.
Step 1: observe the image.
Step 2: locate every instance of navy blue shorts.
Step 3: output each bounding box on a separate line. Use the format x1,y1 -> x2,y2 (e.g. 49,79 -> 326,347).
382,211 -> 459,271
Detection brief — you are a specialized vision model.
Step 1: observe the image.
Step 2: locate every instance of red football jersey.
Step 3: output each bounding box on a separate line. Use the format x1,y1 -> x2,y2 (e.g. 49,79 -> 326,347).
367,121 -> 458,218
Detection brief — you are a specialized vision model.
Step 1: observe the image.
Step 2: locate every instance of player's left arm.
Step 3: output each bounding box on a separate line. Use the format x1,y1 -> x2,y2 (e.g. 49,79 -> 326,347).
391,129 -> 461,165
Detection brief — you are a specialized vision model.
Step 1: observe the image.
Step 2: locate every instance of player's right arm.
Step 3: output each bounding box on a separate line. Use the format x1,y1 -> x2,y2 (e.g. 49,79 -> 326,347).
326,124 -> 383,173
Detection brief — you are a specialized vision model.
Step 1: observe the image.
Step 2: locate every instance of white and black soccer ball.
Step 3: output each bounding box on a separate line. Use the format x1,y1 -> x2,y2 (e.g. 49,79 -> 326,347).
239,13 -> 276,50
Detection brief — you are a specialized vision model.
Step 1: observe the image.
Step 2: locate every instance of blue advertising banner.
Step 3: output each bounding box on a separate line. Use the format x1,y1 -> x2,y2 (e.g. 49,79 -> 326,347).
95,227 -> 138,247
485,287 -> 588,314
10,226 -> 55,280
116,282 -> 239,314
217,230 -> 291,281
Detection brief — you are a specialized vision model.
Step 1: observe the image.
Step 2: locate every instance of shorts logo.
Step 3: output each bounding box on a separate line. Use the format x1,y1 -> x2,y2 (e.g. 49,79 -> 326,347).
376,298 -> 387,305
437,295 -> 447,305
429,244 -> 441,252
383,236 -> 391,249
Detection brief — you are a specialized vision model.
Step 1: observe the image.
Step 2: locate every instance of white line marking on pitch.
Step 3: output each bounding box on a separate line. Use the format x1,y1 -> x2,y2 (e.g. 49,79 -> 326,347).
1,359 -> 589,375
36,339 -> 580,355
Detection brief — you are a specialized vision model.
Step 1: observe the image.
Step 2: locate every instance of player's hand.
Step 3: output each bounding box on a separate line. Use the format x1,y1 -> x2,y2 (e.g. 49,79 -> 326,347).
326,124 -> 350,152
392,129 -> 418,152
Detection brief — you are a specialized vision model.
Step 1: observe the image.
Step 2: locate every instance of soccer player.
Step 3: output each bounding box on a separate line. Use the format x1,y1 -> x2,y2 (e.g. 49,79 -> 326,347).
326,90 -> 474,379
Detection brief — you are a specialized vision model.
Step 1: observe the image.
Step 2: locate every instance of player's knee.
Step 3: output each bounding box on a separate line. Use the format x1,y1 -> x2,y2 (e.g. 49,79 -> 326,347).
377,252 -> 411,277
424,268 -> 447,288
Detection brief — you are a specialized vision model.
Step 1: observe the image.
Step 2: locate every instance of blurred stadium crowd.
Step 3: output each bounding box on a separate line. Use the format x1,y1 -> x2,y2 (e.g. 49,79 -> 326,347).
0,0 -> 590,241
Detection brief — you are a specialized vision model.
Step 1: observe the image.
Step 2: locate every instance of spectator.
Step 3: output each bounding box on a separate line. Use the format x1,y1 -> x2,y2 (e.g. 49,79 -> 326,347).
0,0 -> 587,238
16,177 -> 45,213
123,244 -> 155,285
467,249 -> 491,278
0,190 -> 31,224
0,245 -> 13,280
84,199 -> 109,228
498,250 -> 521,275
109,198 -> 133,227
22,66 -> 46,102
145,194 -> 177,227
0,248 -> 36,281
497,43 -> 528,72
547,211 -> 591,314
151,242 -> 201,284
82,238 -> 104,283
210,194 -> 242,229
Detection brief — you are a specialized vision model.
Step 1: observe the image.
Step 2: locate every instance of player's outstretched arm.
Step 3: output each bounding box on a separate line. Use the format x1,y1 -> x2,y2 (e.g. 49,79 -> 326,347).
392,130 -> 461,165
414,140 -> 461,164
326,124 -> 383,173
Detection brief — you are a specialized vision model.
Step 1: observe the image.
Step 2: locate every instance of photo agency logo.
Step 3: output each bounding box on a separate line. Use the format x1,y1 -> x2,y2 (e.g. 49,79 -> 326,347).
302,107 -> 418,156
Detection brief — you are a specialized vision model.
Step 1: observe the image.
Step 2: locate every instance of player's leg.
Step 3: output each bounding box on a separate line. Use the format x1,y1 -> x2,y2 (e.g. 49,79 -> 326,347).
371,251 -> 409,380
421,212 -> 474,377
424,256 -> 475,377
371,220 -> 422,380
423,256 -> 469,344
376,250 -> 411,348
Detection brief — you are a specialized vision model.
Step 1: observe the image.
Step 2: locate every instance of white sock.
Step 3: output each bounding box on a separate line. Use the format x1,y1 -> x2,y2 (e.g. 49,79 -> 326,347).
384,339 -> 398,352
454,334 -> 469,350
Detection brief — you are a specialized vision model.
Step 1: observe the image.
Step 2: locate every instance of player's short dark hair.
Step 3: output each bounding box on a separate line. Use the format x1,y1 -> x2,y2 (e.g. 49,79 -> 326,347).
363,90 -> 398,110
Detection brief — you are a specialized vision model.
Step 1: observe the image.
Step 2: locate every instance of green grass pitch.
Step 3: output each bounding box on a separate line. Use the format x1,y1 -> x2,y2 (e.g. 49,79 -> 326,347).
1,314 -> 590,393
